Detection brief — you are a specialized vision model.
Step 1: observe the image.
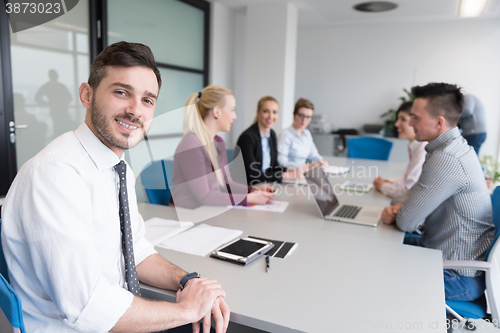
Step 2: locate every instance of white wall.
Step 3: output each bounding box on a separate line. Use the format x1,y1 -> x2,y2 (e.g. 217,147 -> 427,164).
295,19 -> 500,158
209,2 -> 235,145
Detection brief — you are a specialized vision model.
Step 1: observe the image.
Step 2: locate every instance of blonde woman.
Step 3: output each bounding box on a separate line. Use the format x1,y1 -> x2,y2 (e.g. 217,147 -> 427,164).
171,85 -> 275,209
236,96 -> 307,186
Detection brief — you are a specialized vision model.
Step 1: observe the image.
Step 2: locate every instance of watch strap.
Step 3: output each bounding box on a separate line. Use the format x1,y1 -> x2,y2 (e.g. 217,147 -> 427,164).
179,272 -> 201,290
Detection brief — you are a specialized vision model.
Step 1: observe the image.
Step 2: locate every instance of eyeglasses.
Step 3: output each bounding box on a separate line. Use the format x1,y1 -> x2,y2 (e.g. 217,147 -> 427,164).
296,113 -> 312,120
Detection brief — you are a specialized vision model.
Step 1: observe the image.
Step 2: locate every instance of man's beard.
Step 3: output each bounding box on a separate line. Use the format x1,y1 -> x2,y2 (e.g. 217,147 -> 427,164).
90,96 -> 145,150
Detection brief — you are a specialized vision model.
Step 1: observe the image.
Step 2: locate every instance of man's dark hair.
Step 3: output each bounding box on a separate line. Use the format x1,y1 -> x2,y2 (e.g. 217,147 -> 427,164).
88,41 -> 162,92
411,83 -> 464,126
294,98 -> 314,115
395,101 -> 413,119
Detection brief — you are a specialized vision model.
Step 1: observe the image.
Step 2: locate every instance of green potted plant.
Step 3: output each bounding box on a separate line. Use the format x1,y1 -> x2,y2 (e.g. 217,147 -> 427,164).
380,88 -> 415,137
480,155 -> 500,189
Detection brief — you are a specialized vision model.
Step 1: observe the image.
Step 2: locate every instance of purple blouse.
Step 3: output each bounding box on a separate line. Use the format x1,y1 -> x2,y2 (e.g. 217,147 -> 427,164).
171,132 -> 252,209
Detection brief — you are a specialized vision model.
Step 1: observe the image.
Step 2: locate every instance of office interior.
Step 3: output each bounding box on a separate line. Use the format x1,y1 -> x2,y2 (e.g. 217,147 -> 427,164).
0,1 -> 499,332
1,0 -> 500,202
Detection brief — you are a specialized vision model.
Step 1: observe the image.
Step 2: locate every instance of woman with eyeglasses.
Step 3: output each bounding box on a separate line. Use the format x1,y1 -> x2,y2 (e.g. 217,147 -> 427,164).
171,85 -> 275,209
236,96 -> 308,186
278,98 -> 329,169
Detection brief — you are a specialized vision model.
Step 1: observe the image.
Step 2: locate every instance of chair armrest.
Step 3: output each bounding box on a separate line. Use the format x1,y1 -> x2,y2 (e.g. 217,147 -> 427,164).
443,260 -> 491,271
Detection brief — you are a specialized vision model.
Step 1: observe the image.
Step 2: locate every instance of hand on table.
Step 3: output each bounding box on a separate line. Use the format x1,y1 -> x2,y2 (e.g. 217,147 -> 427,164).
285,166 -> 308,180
247,188 -> 275,204
373,176 -> 392,192
176,277 -> 227,333
254,184 -> 275,194
381,203 -> 403,225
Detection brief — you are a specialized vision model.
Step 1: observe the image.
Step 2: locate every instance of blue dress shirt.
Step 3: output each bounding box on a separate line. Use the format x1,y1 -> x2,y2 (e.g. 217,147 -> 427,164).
260,131 -> 271,172
278,127 -> 322,168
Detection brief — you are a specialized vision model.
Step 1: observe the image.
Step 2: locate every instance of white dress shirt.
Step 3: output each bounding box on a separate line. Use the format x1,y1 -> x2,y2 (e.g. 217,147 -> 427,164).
278,127 -> 323,168
381,140 -> 427,198
1,123 -> 156,332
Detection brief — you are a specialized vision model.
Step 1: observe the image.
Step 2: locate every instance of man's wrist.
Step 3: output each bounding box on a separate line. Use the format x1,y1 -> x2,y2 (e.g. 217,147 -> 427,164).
179,272 -> 200,291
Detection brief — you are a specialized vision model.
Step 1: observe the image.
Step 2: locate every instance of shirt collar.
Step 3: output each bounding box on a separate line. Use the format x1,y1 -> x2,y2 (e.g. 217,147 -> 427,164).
408,139 -> 426,151
425,127 -> 461,154
260,131 -> 271,140
75,122 -> 122,171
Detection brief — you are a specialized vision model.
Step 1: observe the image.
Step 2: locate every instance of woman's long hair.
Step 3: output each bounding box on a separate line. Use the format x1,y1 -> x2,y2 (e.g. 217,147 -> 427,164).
183,85 -> 233,187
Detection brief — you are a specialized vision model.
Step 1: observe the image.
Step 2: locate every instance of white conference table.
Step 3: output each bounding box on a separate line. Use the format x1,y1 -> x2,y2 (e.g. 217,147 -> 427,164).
138,156 -> 446,333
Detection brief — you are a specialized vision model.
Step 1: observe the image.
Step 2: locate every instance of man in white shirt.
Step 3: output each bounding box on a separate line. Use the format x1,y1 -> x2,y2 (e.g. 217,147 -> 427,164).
1,42 -> 229,333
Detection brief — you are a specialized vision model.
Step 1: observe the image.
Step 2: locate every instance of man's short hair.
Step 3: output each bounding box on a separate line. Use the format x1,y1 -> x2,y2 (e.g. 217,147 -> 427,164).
411,83 -> 464,126
88,41 -> 162,92
294,98 -> 314,115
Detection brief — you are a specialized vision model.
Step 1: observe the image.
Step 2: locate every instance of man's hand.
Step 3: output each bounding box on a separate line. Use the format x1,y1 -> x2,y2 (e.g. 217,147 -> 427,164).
373,176 -> 391,192
176,277 -> 226,330
194,296 -> 230,333
381,203 -> 402,225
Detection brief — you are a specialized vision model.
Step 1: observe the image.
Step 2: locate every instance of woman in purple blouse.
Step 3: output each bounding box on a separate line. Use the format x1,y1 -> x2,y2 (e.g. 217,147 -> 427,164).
171,85 -> 275,209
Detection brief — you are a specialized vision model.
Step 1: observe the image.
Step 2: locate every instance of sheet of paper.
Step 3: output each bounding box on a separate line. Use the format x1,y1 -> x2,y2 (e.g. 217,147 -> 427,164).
228,200 -> 289,213
157,224 -> 243,256
324,165 -> 350,175
280,178 -> 307,185
144,217 -> 194,246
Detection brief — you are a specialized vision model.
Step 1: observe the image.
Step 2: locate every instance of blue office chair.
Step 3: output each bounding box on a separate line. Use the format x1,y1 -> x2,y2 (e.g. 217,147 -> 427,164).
0,220 -> 27,333
444,186 -> 500,329
140,159 -> 174,205
347,137 -> 393,161
226,149 -> 235,163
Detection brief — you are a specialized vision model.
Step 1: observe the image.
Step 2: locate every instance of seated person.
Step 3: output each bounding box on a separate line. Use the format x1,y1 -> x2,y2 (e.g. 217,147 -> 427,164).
278,98 -> 328,169
236,96 -> 307,186
172,85 -> 275,209
381,83 -> 495,302
2,42 -> 228,332
373,101 -> 427,198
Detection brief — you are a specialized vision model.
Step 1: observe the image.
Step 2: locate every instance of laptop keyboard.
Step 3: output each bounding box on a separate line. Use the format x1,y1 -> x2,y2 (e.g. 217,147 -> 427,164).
333,205 -> 362,219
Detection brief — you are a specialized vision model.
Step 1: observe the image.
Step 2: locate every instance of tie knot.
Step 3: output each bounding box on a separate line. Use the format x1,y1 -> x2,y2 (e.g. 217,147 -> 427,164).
115,160 -> 126,175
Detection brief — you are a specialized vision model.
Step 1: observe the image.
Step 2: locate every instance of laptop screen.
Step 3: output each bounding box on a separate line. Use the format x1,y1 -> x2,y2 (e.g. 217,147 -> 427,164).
304,167 -> 339,217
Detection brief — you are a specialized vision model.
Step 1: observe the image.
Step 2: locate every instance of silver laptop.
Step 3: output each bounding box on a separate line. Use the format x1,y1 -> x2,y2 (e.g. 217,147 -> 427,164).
304,167 -> 382,227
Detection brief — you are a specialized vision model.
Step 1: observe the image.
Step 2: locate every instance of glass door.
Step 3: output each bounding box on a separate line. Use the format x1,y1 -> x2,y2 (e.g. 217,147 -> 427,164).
8,0 -> 90,169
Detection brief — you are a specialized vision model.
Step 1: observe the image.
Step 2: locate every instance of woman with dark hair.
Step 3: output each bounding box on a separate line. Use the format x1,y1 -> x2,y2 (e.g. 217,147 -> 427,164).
373,101 -> 427,198
278,98 -> 328,169
236,96 -> 306,186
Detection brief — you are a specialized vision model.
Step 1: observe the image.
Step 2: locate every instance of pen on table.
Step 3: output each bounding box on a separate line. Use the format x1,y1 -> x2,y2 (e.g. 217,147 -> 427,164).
266,255 -> 270,273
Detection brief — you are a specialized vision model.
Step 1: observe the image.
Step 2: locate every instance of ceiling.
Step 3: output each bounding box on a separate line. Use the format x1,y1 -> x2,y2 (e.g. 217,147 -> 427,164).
210,0 -> 500,28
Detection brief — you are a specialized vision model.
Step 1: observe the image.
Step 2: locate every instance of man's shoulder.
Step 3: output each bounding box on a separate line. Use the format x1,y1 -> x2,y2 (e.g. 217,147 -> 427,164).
26,132 -> 86,170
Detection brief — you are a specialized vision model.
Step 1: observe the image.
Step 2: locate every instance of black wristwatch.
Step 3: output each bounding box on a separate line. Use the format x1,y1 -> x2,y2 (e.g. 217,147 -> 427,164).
179,272 -> 201,291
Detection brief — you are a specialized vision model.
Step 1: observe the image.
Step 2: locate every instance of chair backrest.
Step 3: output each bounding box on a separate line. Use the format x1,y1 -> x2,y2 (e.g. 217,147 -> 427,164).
226,149 -> 235,163
0,220 -> 8,282
347,137 -> 393,161
0,220 -> 27,333
485,186 -> 500,321
140,160 -> 173,205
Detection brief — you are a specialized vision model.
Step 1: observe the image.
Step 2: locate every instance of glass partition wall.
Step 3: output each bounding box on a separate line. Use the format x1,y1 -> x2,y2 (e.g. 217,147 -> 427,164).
107,0 -> 210,202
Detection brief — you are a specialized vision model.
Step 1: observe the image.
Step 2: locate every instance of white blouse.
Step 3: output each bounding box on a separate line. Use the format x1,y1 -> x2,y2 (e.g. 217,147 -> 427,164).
381,140 -> 427,198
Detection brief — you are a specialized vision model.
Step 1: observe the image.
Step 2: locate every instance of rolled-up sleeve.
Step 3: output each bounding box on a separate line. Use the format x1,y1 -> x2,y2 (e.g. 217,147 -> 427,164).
18,161 -> 133,332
